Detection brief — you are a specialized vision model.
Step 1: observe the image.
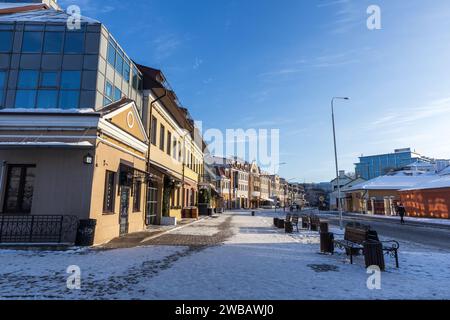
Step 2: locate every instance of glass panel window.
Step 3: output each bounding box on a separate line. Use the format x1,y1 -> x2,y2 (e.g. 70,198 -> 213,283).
61,71 -> 81,89
151,116 -> 157,145
167,131 -> 172,155
123,61 -> 130,82
115,53 -> 123,75
18,70 -> 39,89
43,32 -> 63,53
133,180 -> 142,212
114,86 -> 121,101
132,68 -> 138,90
0,31 -> 13,52
0,71 -> 5,107
105,81 -> 113,99
22,32 -> 43,53
15,90 -> 36,108
59,90 -> 79,109
64,32 -> 84,53
160,124 -> 165,151
40,71 -> 58,88
37,90 -> 58,108
103,97 -> 112,106
107,41 -> 116,66
4,165 -> 36,214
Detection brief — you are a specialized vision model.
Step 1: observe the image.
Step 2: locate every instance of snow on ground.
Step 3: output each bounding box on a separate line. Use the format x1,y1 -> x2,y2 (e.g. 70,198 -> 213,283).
0,211 -> 449,300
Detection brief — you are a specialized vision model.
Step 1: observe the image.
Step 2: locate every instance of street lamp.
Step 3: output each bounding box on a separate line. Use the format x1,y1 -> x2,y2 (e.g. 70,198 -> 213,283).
331,96 -> 350,230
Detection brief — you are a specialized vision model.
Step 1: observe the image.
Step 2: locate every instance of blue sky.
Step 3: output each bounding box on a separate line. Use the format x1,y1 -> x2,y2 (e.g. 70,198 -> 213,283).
61,0 -> 450,182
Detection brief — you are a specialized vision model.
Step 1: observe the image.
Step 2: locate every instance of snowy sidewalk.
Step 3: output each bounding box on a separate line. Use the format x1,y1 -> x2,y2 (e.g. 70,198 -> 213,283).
0,211 -> 449,300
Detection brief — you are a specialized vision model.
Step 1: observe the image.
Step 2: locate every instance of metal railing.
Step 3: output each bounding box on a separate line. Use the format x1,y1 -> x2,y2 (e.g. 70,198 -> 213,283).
0,215 -> 79,244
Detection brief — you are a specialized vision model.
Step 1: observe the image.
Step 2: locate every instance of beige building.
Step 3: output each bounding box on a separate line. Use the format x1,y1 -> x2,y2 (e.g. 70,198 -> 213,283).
0,100 -> 149,245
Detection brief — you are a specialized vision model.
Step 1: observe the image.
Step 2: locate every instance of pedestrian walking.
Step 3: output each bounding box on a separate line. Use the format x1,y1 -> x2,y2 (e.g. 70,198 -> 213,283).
397,203 -> 406,225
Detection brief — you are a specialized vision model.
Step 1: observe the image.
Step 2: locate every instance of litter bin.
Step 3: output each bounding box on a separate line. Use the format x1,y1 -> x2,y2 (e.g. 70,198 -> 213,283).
277,219 -> 285,229
251,211 -> 256,216
274,217 -> 279,227
320,232 -> 334,254
285,221 -> 293,233
207,208 -> 214,216
364,241 -> 385,271
302,216 -> 309,229
75,219 -> 97,246
320,222 -> 329,233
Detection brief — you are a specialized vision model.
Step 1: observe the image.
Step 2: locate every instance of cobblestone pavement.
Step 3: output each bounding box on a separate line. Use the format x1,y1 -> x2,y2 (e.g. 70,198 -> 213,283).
142,214 -> 234,247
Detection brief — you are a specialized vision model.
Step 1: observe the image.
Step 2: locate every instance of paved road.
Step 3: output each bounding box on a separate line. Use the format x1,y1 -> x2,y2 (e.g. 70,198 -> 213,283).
319,212 -> 450,251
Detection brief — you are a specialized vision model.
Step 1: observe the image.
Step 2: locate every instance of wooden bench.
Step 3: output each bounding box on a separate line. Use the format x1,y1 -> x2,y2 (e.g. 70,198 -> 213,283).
333,224 -> 400,267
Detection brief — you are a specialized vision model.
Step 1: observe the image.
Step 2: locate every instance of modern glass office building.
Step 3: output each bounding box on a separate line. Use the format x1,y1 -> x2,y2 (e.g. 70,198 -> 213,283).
0,7 -> 143,113
355,148 -> 425,180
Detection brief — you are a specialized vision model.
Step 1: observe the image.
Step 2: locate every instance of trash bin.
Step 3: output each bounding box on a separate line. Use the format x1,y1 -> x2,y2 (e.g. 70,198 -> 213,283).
207,208 -> 213,216
285,221 -> 293,233
320,232 -> 334,254
320,222 -> 329,233
274,217 -> 279,226
364,241 -> 385,271
75,219 -> 97,246
251,211 -> 256,216
277,219 -> 285,229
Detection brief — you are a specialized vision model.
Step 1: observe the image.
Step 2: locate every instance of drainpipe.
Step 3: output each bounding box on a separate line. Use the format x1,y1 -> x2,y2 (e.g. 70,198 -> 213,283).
144,89 -> 167,226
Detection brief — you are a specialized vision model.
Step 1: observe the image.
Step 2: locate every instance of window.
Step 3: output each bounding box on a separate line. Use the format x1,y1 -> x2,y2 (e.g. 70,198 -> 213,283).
43,32 -> 63,53
123,60 -> 130,82
172,139 -> 177,159
3,165 -> 36,214
178,141 -> 182,162
18,70 -> 39,88
22,32 -> 43,52
40,72 -> 58,88
0,71 -> 5,107
115,53 -> 124,75
150,116 -> 157,145
61,71 -> 81,89
59,91 -> 79,109
107,41 -> 116,66
37,90 -> 58,108
114,86 -> 122,101
132,68 -> 138,89
167,131 -> 172,155
133,180 -> 142,212
159,124 -> 165,151
64,32 -> 84,53
0,31 -> 13,52
103,171 -> 116,213
15,90 -> 36,108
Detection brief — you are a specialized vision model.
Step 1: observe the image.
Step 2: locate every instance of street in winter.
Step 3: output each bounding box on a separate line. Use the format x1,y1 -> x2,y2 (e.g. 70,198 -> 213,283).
1,210 -> 449,300
0,0 -> 450,310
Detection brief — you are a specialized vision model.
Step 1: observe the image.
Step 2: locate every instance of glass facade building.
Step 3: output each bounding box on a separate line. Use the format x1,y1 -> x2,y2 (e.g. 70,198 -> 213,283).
0,9 -> 143,113
355,148 -> 423,180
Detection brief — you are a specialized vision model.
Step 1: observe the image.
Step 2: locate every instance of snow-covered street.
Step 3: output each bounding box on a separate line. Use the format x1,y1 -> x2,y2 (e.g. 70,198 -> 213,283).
0,211 -> 449,300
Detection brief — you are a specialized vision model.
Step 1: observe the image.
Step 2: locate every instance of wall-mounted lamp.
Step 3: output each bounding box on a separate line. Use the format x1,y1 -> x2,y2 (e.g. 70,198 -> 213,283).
83,153 -> 94,165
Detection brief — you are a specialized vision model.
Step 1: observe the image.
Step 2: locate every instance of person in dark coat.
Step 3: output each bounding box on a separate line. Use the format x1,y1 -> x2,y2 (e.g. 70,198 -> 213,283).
397,203 -> 406,224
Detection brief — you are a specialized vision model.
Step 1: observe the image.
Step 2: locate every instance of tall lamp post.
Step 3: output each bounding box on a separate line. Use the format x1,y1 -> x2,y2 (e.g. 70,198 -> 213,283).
331,97 -> 350,229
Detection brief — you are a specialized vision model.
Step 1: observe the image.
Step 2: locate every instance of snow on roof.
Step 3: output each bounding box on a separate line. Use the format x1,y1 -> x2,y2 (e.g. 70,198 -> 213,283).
438,166 -> 450,176
401,175 -> 450,191
0,141 -> 94,148
0,108 -> 97,114
346,174 -> 436,191
0,7 -> 100,24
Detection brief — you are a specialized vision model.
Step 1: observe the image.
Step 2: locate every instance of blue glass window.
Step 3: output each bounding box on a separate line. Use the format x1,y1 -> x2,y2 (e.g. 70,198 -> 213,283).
40,72 -> 58,87
107,41 -> 116,66
103,97 -> 112,106
22,32 -> 43,53
64,32 -> 84,53
123,61 -> 130,82
15,90 -> 36,108
43,32 -> 63,53
114,86 -> 122,101
37,90 -> 58,109
61,71 -> 81,89
115,54 -> 123,74
105,81 -> 113,99
59,91 -> 79,109
132,68 -> 138,90
0,31 -> 13,52
0,71 -> 5,107
18,70 -> 39,89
